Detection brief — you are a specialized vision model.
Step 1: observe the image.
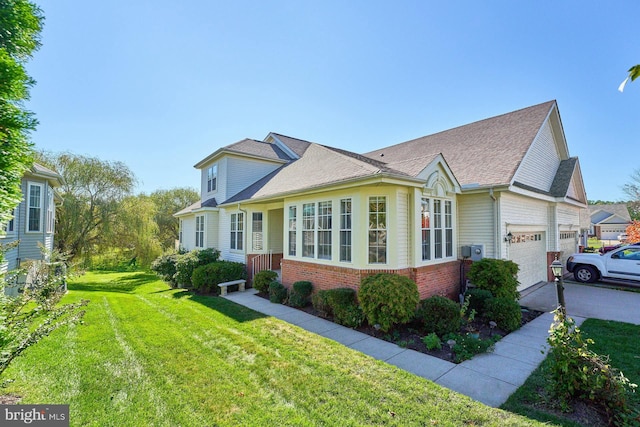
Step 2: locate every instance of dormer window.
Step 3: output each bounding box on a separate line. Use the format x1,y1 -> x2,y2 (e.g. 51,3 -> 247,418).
207,164 -> 218,192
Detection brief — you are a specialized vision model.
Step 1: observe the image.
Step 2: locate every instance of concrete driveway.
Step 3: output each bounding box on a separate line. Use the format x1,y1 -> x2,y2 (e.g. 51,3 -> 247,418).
519,280 -> 640,325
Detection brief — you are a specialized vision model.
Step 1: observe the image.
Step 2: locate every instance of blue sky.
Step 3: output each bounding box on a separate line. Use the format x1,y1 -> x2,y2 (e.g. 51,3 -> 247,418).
27,1 -> 639,201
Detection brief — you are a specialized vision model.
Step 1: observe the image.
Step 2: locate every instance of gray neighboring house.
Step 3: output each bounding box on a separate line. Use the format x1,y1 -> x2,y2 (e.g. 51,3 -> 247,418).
1,163 -> 63,276
588,203 -> 632,241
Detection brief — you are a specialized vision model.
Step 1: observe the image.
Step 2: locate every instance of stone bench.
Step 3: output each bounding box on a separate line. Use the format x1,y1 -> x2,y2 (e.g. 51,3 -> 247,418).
218,279 -> 246,296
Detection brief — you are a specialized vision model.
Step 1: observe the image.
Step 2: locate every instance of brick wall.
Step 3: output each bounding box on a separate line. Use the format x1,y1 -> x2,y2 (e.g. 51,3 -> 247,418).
281,259 -> 461,300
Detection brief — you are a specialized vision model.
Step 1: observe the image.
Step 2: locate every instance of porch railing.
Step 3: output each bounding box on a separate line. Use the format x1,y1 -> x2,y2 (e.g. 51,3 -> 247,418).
251,250 -> 273,279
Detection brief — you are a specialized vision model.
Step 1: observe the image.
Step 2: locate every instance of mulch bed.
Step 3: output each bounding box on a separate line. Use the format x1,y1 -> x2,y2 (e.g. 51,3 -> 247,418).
255,292 -> 543,363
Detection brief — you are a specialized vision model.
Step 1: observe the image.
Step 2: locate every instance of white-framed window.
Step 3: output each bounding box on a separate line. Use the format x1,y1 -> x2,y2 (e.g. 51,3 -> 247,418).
302,203 -> 315,258
421,197 -> 454,261
195,215 -> 205,248
1,208 -> 15,236
207,164 -> 218,192
230,212 -> 244,251
252,212 -> 263,251
368,196 -> 387,264
26,182 -> 43,232
179,219 -> 183,245
288,206 -> 297,256
46,187 -> 54,233
317,201 -> 332,260
421,198 -> 431,260
340,199 -> 352,262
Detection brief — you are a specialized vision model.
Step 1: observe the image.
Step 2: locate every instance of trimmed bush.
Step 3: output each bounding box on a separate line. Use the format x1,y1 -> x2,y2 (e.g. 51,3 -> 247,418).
268,281 -> 287,304
325,287 -> 357,309
416,296 -> 460,337
196,248 -> 220,265
312,290 -> 331,316
333,304 -> 365,328
358,273 -> 419,332
484,297 -> 522,332
191,261 -> 246,294
293,281 -> 313,297
169,248 -> 222,288
465,288 -> 494,315
253,270 -> 278,293
288,281 -> 313,308
151,253 -> 178,287
467,258 -> 520,300
173,251 -> 200,287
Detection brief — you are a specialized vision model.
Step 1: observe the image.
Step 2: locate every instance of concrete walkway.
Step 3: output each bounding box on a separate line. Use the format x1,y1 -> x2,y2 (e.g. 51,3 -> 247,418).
224,289 -> 564,407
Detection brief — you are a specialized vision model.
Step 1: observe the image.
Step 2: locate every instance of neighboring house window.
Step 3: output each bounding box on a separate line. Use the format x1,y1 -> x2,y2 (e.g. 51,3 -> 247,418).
421,198 -> 431,260
368,196 -> 387,264
252,212 -> 263,251
26,182 -> 43,232
302,203 -> 315,258
421,197 -> 453,260
288,206 -> 297,256
207,164 -> 218,192
46,187 -> 54,233
1,208 -> 15,236
317,201 -> 332,260
195,215 -> 204,248
230,212 -> 244,251
340,199 -> 352,262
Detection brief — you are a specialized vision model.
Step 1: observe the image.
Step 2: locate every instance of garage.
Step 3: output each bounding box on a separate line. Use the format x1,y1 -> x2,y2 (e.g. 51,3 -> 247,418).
509,232 -> 547,291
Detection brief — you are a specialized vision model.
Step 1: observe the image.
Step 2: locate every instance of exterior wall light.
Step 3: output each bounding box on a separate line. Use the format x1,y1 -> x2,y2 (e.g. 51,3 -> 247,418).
504,232 -> 513,243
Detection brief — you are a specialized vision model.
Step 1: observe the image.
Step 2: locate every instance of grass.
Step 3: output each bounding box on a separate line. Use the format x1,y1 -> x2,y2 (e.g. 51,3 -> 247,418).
0,271 -> 552,426
502,318 -> 640,426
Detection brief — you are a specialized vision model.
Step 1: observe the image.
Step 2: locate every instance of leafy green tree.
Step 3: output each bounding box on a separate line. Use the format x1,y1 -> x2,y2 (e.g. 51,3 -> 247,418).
36,152 -> 136,260
623,169 -> 640,221
0,0 -> 43,231
108,194 -> 162,266
618,65 -> 640,92
149,188 -> 199,250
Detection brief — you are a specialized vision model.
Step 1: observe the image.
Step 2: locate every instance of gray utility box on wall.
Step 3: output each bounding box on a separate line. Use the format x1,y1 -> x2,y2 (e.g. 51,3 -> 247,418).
461,245 -> 484,261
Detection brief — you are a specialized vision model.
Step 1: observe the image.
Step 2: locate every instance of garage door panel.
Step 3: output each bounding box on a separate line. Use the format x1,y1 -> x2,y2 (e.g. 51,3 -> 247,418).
509,232 -> 547,291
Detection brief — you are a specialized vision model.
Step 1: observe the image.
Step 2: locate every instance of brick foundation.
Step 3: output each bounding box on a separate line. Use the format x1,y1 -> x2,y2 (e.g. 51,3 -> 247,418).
281,259 -> 461,300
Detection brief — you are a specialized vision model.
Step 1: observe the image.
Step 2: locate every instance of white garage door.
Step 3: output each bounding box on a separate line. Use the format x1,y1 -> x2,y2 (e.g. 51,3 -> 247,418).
509,232 -> 547,291
559,231 -> 578,274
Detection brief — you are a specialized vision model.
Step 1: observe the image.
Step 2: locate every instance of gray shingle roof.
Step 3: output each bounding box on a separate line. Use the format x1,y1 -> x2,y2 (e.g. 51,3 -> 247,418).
364,100 -> 556,186
269,133 -> 312,157
174,197 -> 217,216
223,144 -> 411,204
224,138 -> 292,161
588,203 -> 631,223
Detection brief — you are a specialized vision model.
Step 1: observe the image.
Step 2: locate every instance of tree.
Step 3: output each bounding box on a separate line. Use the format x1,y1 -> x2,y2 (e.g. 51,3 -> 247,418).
0,0 -> 43,230
36,152 -> 136,260
627,221 -> 640,242
623,169 -> 640,221
108,194 -> 162,266
618,65 -> 640,92
149,188 -> 199,250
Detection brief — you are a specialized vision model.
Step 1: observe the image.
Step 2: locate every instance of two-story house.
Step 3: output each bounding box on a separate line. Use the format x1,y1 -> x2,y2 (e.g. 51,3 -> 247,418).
1,163 -> 63,276
175,101 -> 588,298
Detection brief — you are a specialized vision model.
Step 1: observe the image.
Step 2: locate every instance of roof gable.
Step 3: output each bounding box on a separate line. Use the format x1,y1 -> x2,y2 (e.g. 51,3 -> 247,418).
222,143 -> 413,204
194,138 -> 291,169
364,101 -> 556,187
588,203 -> 631,223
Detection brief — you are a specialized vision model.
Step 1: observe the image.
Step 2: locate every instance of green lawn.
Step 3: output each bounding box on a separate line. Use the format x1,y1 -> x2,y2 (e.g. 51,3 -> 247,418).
2,271 -> 550,426
502,318 -> 640,426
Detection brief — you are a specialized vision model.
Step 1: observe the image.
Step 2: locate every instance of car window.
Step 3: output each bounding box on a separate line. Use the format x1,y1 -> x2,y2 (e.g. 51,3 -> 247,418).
614,248 -> 640,260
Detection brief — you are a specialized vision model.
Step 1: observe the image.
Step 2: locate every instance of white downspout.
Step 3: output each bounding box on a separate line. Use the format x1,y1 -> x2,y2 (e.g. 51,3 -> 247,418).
489,188 -> 499,258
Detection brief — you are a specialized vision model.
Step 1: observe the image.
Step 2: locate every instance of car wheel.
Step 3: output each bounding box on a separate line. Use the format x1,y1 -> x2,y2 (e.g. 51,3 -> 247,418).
573,265 -> 598,283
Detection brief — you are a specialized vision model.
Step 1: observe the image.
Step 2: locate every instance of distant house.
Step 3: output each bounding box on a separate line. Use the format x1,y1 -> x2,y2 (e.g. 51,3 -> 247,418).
588,204 -> 632,241
176,100 -> 588,297
0,163 -> 63,276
